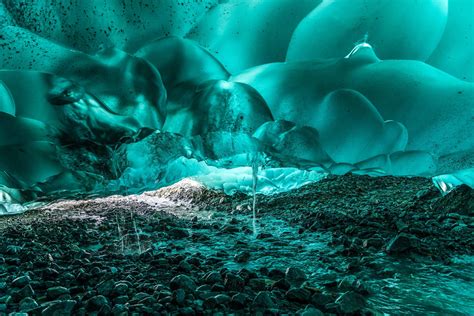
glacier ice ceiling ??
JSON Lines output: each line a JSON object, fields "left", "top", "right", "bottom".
{"left": 0, "top": 0, "right": 473, "bottom": 212}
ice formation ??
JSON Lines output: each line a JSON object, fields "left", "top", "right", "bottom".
{"left": 0, "top": 0, "right": 473, "bottom": 214}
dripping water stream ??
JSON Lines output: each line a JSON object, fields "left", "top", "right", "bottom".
{"left": 249, "top": 152, "right": 261, "bottom": 237}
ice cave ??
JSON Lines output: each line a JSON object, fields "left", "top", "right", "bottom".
{"left": 0, "top": 0, "right": 473, "bottom": 315}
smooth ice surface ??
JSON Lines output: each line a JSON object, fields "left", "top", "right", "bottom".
{"left": 286, "top": 0, "right": 448, "bottom": 62}
{"left": 187, "top": 0, "right": 322, "bottom": 72}
{"left": 232, "top": 45, "right": 474, "bottom": 172}
{"left": 0, "top": 0, "right": 473, "bottom": 210}
{"left": 1, "top": 0, "right": 218, "bottom": 53}
{"left": 427, "top": 0, "right": 474, "bottom": 81}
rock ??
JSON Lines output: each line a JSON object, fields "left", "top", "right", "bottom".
{"left": 168, "top": 228, "right": 190, "bottom": 239}
{"left": 297, "top": 305, "right": 324, "bottom": 316}
{"left": 113, "top": 282, "right": 129, "bottom": 296}
{"left": 248, "top": 278, "right": 267, "bottom": 291}
{"left": 178, "top": 260, "right": 193, "bottom": 272}
{"left": 41, "top": 300, "right": 76, "bottom": 316}
{"left": 310, "top": 292, "right": 334, "bottom": 309}
{"left": 42, "top": 268, "right": 59, "bottom": 280}
{"left": 434, "top": 184, "right": 474, "bottom": 216}
{"left": 0, "top": 304, "right": 6, "bottom": 312}
{"left": 114, "top": 295, "right": 129, "bottom": 305}
{"left": 224, "top": 273, "right": 245, "bottom": 292}
{"left": 286, "top": 288, "right": 312, "bottom": 303}
{"left": 111, "top": 304, "right": 128, "bottom": 316}
{"left": 211, "top": 284, "right": 225, "bottom": 292}
{"left": 268, "top": 268, "right": 285, "bottom": 280}
{"left": 47, "top": 286, "right": 69, "bottom": 300}
{"left": 203, "top": 297, "right": 217, "bottom": 309}
{"left": 19, "top": 297, "right": 38, "bottom": 311}
{"left": 14, "top": 284, "right": 35, "bottom": 299}
{"left": 335, "top": 291, "right": 366, "bottom": 314}
{"left": 0, "top": 295, "right": 12, "bottom": 304}
{"left": 178, "top": 307, "right": 195, "bottom": 315}
{"left": 272, "top": 278, "right": 291, "bottom": 291}
{"left": 362, "top": 238, "right": 384, "bottom": 248}
{"left": 285, "top": 267, "right": 307, "bottom": 285}
{"left": 11, "top": 276, "right": 31, "bottom": 288}
{"left": 85, "top": 295, "right": 110, "bottom": 311}
{"left": 229, "top": 293, "right": 247, "bottom": 309}
{"left": 195, "top": 285, "right": 213, "bottom": 300}
{"left": 170, "top": 275, "right": 197, "bottom": 293}
{"left": 214, "top": 294, "right": 231, "bottom": 305}
{"left": 256, "top": 233, "right": 273, "bottom": 239}
{"left": 204, "top": 271, "right": 222, "bottom": 284}
{"left": 220, "top": 225, "right": 240, "bottom": 233}
{"left": 234, "top": 251, "right": 251, "bottom": 263}
{"left": 386, "top": 233, "right": 415, "bottom": 254}
{"left": 131, "top": 292, "right": 151, "bottom": 303}
{"left": 173, "top": 288, "right": 186, "bottom": 305}
{"left": 252, "top": 291, "right": 275, "bottom": 309}
{"left": 97, "top": 279, "right": 115, "bottom": 296}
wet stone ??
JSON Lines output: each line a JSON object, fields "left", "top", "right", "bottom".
{"left": 234, "top": 251, "right": 251, "bottom": 263}
{"left": 173, "top": 288, "right": 186, "bottom": 305}
{"left": 111, "top": 303, "right": 128, "bottom": 315}
{"left": 14, "top": 284, "right": 35, "bottom": 300}
{"left": 310, "top": 292, "right": 334, "bottom": 309}
{"left": 0, "top": 295, "right": 12, "bottom": 304}
{"left": 204, "top": 271, "right": 222, "bottom": 284}
{"left": 229, "top": 293, "right": 247, "bottom": 309}
{"left": 285, "top": 267, "right": 307, "bottom": 286}
{"left": 168, "top": 227, "right": 190, "bottom": 239}
{"left": 85, "top": 295, "right": 110, "bottom": 311}
{"left": 253, "top": 291, "right": 276, "bottom": 309}
{"left": 97, "top": 279, "right": 115, "bottom": 296}
{"left": 224, "top": 273, "right": 245, "bottom": 292}
{"left": 335, "top": 291, "right": 366, "bottom": 314}
{"left": 272, "top": 278, "right": 291, "bottom": 291}
{"left": 297, "top": 305, "right": 324, "bottom": 316}
{"left": 41, "top": 300, "right": 76, "bottom": 316}
{"left": 286, "top": 288, "right": 312, "bottom": 303}
{"left": 11, "top": 276, "right": 31, "bottom": 288}
{"left": 248, "top": 278, "right": 267, "bottom": 291}
{"left": 268, "top": 269, "right": 285, "bottom": 280}
{"left": 386, "top": 233, "right": 415, "bottom": 254}
{"left": 47, "top": 286, "right": 69, "bottom": 300}
{"left": 170, "top": 275, "right": 197, "bottom": 293}
{"left": 19, "top": 297, "right": 38, "bottom": 311}
{"left": 214, "top": 294, "right": 231, "bottom": 305}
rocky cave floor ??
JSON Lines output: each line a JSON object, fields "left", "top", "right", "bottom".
{"left": 0, "top": 174, "right": 473, "bottom": 315}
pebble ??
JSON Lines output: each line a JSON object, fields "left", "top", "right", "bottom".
{"left": 297, "top": 305, "right": 324, "bottom": 316}
{"left": 285, "top": 267, "right": 307, "bottom": 285}
{"left": 335, "top": 291, "right": 366, "bottom": 314}
{"left": 286, "top": 288, "right": 312, "bottom": 303}
{"left": 253, "top": 291, "right": 275, "bottom": 309}
{"left": 19, "top": 297, "right": 38, "bottom": 311}
{"left": 214, "top": 294, "right": 231, "bottom": 305}
{"left": 386, "top": 233, "right": 415, "bottom": 254}
{"left": 11, "top": 276, "right": 31, "bottom": 288}
{"left": 224, "top": 273, "right": 245, "bottom": 292}
{"left": 41, "top": 300, "right": 76, "bottom": 316}
{"left": 85, "top": 295, "right": 110, "bottom": 311}
{"left": 170, "top": 275, "right": 197, "bottom": 293}
{"left": 168, "top": 228, "right": 190, "bottom": 239}
{"left": 47, "top": 286, "right": 69, "bottom": 300}
{"left": 113, "top": 282, "right": 129, "bottom": 296}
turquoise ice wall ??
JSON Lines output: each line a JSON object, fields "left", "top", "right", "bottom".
{"left": 0, "top": 0, "right": 473, "bottom": 210}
